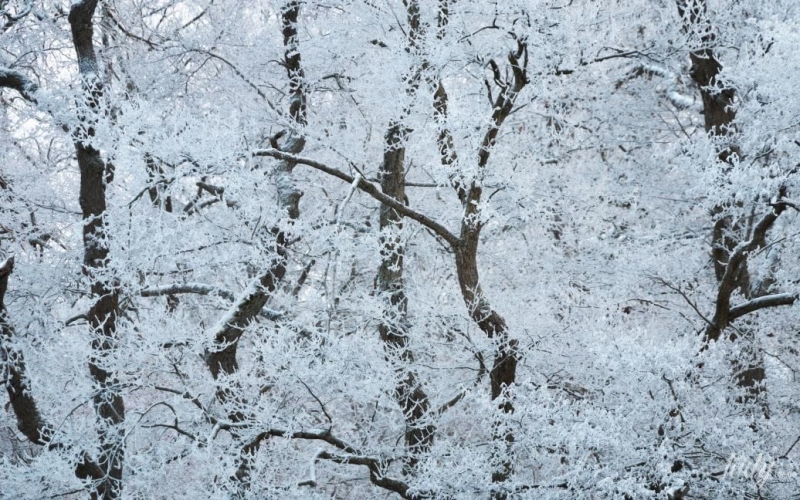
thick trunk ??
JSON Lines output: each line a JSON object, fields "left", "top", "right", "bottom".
{"left": 70, "top": 2, "right": 125, "bottom": 497}
{"left": 676, "top": 2, "right": 776, "bottom": 419}
{"left": 677, "top": 0, "right": 738, "bottom": 159}
{"left": 206, "top": 0, "right": 305, "bottom": 382}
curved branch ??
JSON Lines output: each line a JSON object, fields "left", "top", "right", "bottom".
{"left": 0, "top": 257, "right": 51, "bottom": 445}
{"left": 1, "top": 257, "right": 105, "bottom": 490}
{"left": 261, "top": 427, "right": 414, "bottom": 498}
{"left": 0, "top": 67, "right": 38, "bottom": 102}
{"left": 706, "top": 203, "right": 786, "bottom": 342}
{"left": 729, "top": 293, "right": 797, "bottom": 321}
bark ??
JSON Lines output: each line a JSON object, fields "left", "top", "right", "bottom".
{"left": 205, "top": 0, "right": 305, "bottom": 382}
{"left": 256, "top": 30, "right": 530, "bottom": 496}
{"left": 253, "top": 148, "right": 458, "bottom": 244}
{"left": 0, "top": 14, "right": 117, "bottom": 496}
{"left": 0, "top": 257, "right": 51, "bottom": 445}
{"left": 676, "top": 0, "right": 738, "bottom": 162}
{"left": 145, "top": 154, "right": 173, "bottom": 212}
{"left": 373, "top": 0, "right": 434, "bottom": 471}
{"left": 70, "top": 2, "right": 125, "bottom": 497}
{"left": 677, "top": 0, "right": 741, "bottom": 293}
{"left": 377, "top": 122, "right": 434, "bottom": 468}
{"left": 676, "top": 0, "right": 780, "bottom": 420}
{"left": 702, "top": 202, "right": 796, "bottom": 420}
{"left": 435, "top": 37, "right": 528, "bottom": 495}
{"left": 1, "top": 257, "right": 108, "bottom": 496}
{"left": 0, "top": 68, "right": 38, "bottom": 102}
{"left": 211, "top": 2, "right": 307, "bottom": 491}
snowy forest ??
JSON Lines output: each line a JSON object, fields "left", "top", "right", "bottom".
{"left": 2, "top": 0, "right": 800, "bottom": 498}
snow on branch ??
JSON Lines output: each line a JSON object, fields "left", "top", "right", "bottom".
{"left": 252, "top": 148, "right": 460, "bottom": 247}
{"left": 0, "top": 67, "right": 38, "bottom": 102}
{"left": 706, "top": 200, "right": 790, "bottom": 342}
{"left": 729, "top": 293, "right": 798, "bottom": 321}
{"left": 140, "top": 283, "right": 236, "bottom": 302}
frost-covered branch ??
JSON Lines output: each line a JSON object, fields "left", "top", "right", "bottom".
{"left": 259, "top": 428, "right": 416, "bottom": 498}
{"left": 729, "top": 293, "right": 798, "bottom": 321}
{"left": 141, "top": 283, "right": 236, "bottom": 302}
{"left": 252, "top": 148, "right": 460, "bottom": 247}
{"left": 705, "top": 202, "right": 786, "bottom": 342}
{"left": 0, "top": 67, "right": 38, "bottom": 102}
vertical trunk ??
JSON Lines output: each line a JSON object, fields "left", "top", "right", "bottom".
{"left": 0, "top": 44, "right": 112, "bottom": 500}
{"left": 454, "top": 234, "right": 518, "bottom": 492}
{"left": 677, "top": 0, "right": 769, "bottom": 412}
{"left": 377, "top": 123, "right": 434, "bottom": 469}
{"left": 677, "top": 0, "right": 738, "bottom": 160}
{"left": 433, "top": 37, "right": 527, "bottom": 494}
{"left": 372, "top": 0, "right": 434, "bottom": 471}
{"left": 69, "top": 2, "right": 125, "bottom": 497}
{"left": 678, "top": 0, "right": 741, "bottom": 285}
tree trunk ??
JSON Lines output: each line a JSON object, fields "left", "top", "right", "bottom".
{"left": 377, "top": 122, "right": 434, "bottom": 470}
{"left": 219, "top": 1, "right": 307, "bottom": 491}
{"left": 70, "top": 2, "right": 125, "bottom": 497}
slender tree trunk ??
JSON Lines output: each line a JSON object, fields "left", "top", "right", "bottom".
{"left": 433, "top": 35, "right": 528, "bottom": 495}
{"left": 377, "top": 122, "right": 434, "bottom": 470}
{"left": 215, "top": 1, "right": 307, "bottom": 491}
{"left": 372, "top": 0, "right": 435, "bottom": 472}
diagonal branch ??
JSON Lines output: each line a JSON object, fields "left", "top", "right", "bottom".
{"left": 252, "top": 148, "right": 459, "bottom": 247}
{"left": 705, "top": 201, "right": 787, "bottom": 342}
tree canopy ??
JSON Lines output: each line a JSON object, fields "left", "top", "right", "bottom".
{"left": 3, "top": 0, "right": 800, "bottom": 498}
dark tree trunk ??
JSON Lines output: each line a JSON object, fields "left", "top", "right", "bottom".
{"left": 70, "top": 2, "right": 125, "bottom": 497}
{"left": 220, "top": 2, "right": 307, "bottom": 491}
{"left": 0, "top": 257, "right": 51, "bottom": 445}
{"left": 377, "top": 122, "right": 434, "bottom": 469}
{"left": 434, "top": 39, "right": 528, "bottom": 496}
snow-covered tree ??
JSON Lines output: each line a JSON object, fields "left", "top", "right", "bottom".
{"left": 3, "top": 1, "right": 800, "bottom": 498}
